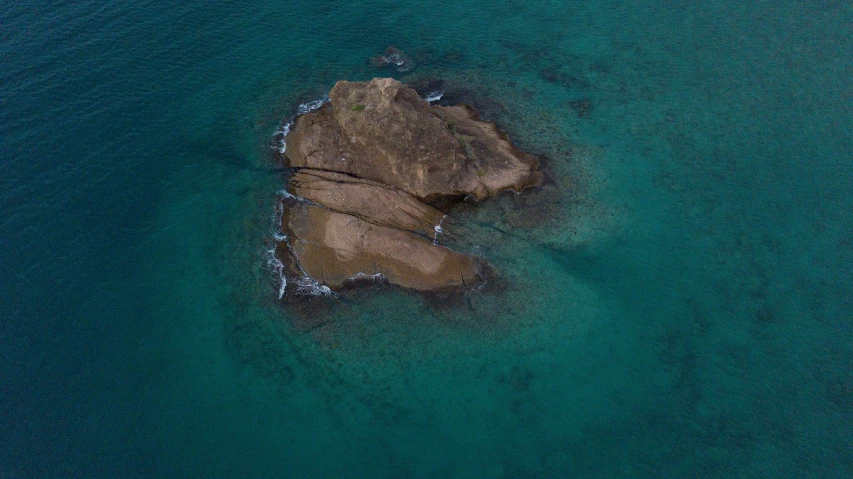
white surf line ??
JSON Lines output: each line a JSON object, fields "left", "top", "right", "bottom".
{"left": 424, "top": 90, "right": 444, "bottom": 102}
{"left": 433, "top": 215, "right": 447, "bottom": 244}
{"left": 272, "top": 96, "right": 330, "bottom": 154}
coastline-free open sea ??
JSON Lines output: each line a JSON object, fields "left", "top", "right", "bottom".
{"left": 2, "top": 1, "right": 852, "bottom": 477}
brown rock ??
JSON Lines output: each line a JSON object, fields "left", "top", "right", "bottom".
{"left": 433, "top": 103, "right": 544, "bottom": 197}
{"left": 286, "top": 78, "right": 542, "bottom": 200}
{"left": 277, "top": 78, "right": 544, "bottom": 294}
{"left": 282, "top": 106, "right": 350, "bottom": 175}
{"left": 282, "top": 203, "right": 477, "bottom": 291}
{"left": 289, "top": 169, "right": 445, "bottom": 237}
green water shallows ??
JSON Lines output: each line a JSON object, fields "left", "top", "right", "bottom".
{"left": 1, "top": 0, "right": 851, "bottom": 477}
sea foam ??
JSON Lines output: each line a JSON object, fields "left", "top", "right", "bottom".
{"left": 433, "top": 215, "right": 447, "bottom": 244}
{"left": 270, "top": 189, "right": 333, "bottom": 298}
{"left": 425, "top": 90, "right": 444, "bottom": 102}
{"left": 273, "top": 96, "right": 329, "bottom": 154}
{"left": 292, "top": 273, "right": 333, "bottom": 296}
{"left": 265, "top": 244, "right": 287, "bottom": 299}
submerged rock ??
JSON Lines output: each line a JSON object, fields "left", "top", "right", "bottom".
{"left": 369, "top": 46, "right": 415, "bottom": 72}
{"left": 278, "top": 78, "right": 543, "bottom": 293}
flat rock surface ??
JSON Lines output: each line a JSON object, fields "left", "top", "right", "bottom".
{"left": 283, "top": 203, "right": 477, "bottom": 291}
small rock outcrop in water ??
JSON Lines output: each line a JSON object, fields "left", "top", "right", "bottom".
{"left": 278, "top": 78, "right": 542, "bottom": 293}
{"left": 369, "top": 46, "right": 415, "bottom": 72}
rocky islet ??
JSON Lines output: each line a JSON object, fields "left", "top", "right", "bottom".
{"left": 276, "top": 77, "right": 543, "bottom": 294}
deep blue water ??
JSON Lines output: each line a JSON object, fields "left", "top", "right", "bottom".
{"left": 2, "top": 1, "right": 852, "bottom": 477}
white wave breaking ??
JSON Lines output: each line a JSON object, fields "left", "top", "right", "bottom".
{"left": 296, "top": 96, "right": 328, "bottom": 115}
{"left": 273, "top": 96, "right": 330, "bottom": 154}
{"left": 267, "top": 95, "right": 339, "bottom": 299}
{"left": 274, "top": 120, "right": 294, "bottom": 154}
{"left": 266, "top": 234, "right": 335, "bottom": 299}
{"left": 276, "top": 188, "right": 312, "bottom": 204}
{"left": 292, "top": 274, "right": 333, "bottom": 296}
{"left": 425, "top": 90, "right": 444, "bottom": 102}
{"left": 267, "top": 195, "right": 288, "bottom": 299}
{"left": 381, "top": 52, "right": 411, "bottom": 72}
{"left": 265, "top": 244, "right": 288, "bottom": 299}
{"left": 433, "top": 215, "right": 447, "bottom": 244}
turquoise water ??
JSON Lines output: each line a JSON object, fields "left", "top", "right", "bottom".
{"left": 2, "top": 1, "right": 852, "bottom": 476}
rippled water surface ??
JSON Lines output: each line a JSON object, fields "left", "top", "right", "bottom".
{"left": 2, "top": 1, "right": 852, "bottom": 477}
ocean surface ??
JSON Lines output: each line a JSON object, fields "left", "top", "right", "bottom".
{"left": 2, "top": 1, "right": 852, "bottom": 477}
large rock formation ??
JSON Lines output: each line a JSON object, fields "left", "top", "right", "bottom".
{"left": 278, "top": 78, "right": 542, "bottom": 293}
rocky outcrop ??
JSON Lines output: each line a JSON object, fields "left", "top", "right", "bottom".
{"left": 369, "top": 46, "right": 415, "bottom": 72}
{"left": 283, "top": 202, "right": 477, "bottom": 291}
{"left": 278, "top": 78, "right": 542, "bottom": 293}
